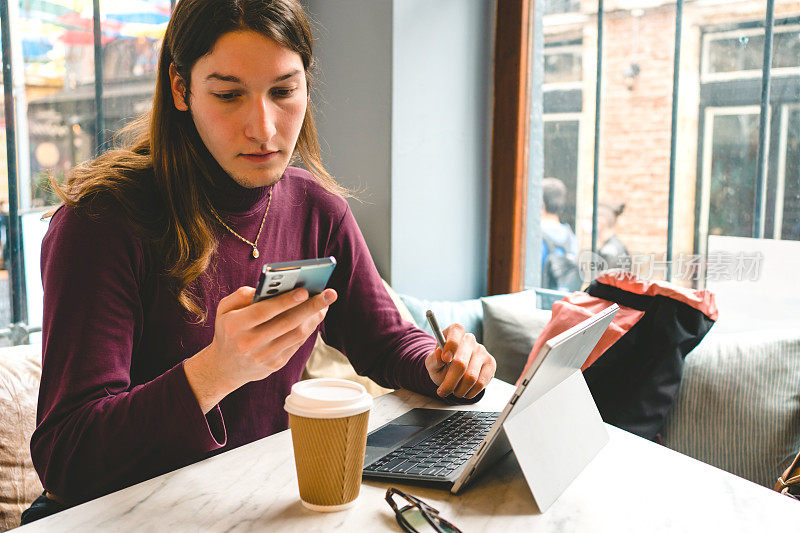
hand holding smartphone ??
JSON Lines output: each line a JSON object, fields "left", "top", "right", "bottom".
{"left": 253, "top": 256, "right": 337, "bottom": 303}
{"left": 186, "top": 256, "right": 338, "bottom": 414}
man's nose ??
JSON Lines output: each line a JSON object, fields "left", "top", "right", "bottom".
{"left": 244, "top": 97, "right": 277, "bottom": 143}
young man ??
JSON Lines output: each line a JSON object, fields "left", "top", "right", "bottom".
{"left": 25, "top": 0, "right": 495, "bottom": 522}
{"left": 540, "top": 177, "right": 580, "bottom": 291}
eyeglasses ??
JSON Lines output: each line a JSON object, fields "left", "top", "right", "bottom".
{"left": 385, "top": 488, "right": 463, "bottom": 533}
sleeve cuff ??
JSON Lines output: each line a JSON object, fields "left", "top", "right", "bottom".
{"left": 167, "top": 362, "right": 228, "bottom": 452}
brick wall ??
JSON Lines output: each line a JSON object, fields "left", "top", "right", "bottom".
{"left": 596, "top": 6, "right": 675, "bottom": 255}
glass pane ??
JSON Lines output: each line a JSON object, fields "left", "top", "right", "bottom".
{"left": 781, "top": 108, "right": 800, "bottom": 240}
{"left": 543, "top": 120, "right": 579, "bottom": 230}
{"left": 707, "top": 113, "right": 759, "bottom": 239}
{"left": 24, "top": 0, "right": 97, "bottom": 208}
{"left": 544, "top": 47, "right": 582, "bottom": 84}
{"left": 544, "top": 0, "right": 580, "bottom": 16}
{"left": 773, "top": 29, "right": 800, "bottom": 69}
{"left": 708, "top": 34, "right": 765, "bottom": 74}
{"left": 708, "top": 28, "right": 800, "bottom": 75}
{"left": 101, "top": 0, "right": 169, "bottom": 142}
{"left": 571, "top": 6, "right": 670, "bottom": 282}
{"left": 400, "top": 508, "right": 459, "bottom": 533}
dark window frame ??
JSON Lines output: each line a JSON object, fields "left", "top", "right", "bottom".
{"left": 488, "top": 0, "right": 534, "bottom": 295}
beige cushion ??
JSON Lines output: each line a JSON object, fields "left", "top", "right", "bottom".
{"left": 480, "top": 291, "right": 551, "bottom": 384}
{"left": 0, "top": 343, "right": 43, "bottom": 531}
{"left": 303, "top": 281, "right": 417, "bottom": 397}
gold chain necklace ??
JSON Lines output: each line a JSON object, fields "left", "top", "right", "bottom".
{"left": 211, "top": 189, "right": 272, "bottom": 259}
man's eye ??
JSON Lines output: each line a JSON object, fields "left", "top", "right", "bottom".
{"left": 213, "top": 92, "right": 240, "bottom": 101}
{"left": 272, "top": 88, "right": 295, "bottom": 98}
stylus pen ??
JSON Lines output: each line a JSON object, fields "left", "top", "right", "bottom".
{"left": 425, "top": 309, "right": 447, "bottom": 351}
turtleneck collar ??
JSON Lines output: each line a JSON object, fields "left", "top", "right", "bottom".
{"left": 205, "top": 161, "right": 273, "bottom": 216}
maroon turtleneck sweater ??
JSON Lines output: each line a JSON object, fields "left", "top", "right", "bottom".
{"left": 31, "top": 167, "right": 444, "bottom": 505}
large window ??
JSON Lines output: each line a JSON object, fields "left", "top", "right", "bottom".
{"left": 523, "top": 1, "right": 800, "bottom": 328}
{"left": 1, "top": 0, "right": 170, "bottom": 343}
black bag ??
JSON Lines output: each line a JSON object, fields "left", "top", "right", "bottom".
{"left": 582, "top": 275, "right": 717, "bottom": 441}
{"left": 542, "top": 235, "right": 582, "bottom": 292}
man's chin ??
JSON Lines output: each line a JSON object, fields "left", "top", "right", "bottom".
{"left": 229, "top": 167, "right": 288, "bottom": 189}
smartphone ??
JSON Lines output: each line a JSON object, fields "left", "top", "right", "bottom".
{"left": 253, "top": 256, "right": 337, "bottom": 303}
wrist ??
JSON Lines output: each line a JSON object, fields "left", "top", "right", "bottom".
{"left": 183, "top": 345, "right": 237, "bottom": 414}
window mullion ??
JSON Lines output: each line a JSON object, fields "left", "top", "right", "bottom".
{"left": 590, "top": 0, "right": 604, "bottom": 255}
{"left": 667, "top": 0, "right": 685, "bottom": 280}
{"left": 93, "top": 0, "right": 105, "bottom": 154}
{"left": 754, "top": 0, "right": 776, "bottom": 238}
{"left": 1, "top": 0, "right": 28, "bottom": 328}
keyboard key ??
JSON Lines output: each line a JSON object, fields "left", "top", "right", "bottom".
{"left": 377, "top": 457, "right": 408, "bottom": 472}
{"left": 396, "top": 460, "right": 423, "bottom": 473}
{"left": 407, "top": 466, "right": 427, "bottom": 475}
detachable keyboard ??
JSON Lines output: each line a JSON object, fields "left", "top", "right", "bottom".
{"left": 363, "top": 410, "right": 499, "bottom": 480}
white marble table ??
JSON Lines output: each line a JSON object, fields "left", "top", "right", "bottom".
{"left": 16, "top": 379, "right": 800, "bottom": 532}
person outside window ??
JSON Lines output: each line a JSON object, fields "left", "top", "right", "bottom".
{"left": 597, "top": 202, "right": 630, "bottom": 270}
{"left": 540, "top": 177, "right": 579, "bottom": 291}
{"left": 23, "top": 0, "right": 496, "bottom": 523}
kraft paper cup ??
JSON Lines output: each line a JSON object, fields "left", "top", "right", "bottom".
{"left": 284, "top": 378, "right": 372, "bottom": 512}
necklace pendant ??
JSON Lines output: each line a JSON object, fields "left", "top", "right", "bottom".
{"left": 252, "top": 248, "right": 259, "bottom": 259}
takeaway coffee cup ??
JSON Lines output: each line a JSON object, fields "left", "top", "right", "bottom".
{"left": 284, "top": 378, "right": 372, "bottom": 512}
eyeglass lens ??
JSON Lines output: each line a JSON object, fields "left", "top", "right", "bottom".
{"left": 399, "top": 507, "right": 460, "bottom": 533}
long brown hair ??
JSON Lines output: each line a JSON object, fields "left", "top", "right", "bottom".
{"left": 53, "top": 0, "right": 346, "bottom": 322}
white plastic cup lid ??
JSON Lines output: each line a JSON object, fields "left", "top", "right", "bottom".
{"left": 284, "top": 378, "right": 372, "bottom": 419}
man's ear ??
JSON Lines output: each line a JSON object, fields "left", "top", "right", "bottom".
{"left": 169, "top": 63, "right": 189, "bottom": 111}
